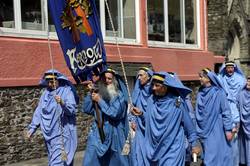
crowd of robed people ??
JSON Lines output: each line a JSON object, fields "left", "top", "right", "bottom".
{"left": 25, "top": 60, "right": 250, "bottom": 166}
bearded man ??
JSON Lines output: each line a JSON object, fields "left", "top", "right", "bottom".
{"left": 81, "top": 68, "right": 129, "bottom": 166}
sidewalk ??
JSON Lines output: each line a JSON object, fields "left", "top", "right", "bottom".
{"left": 6, "top": 151, "right": 202, "bottom": 166}
{"left": 5, "top": 151, "right": 84, "bottom": 166}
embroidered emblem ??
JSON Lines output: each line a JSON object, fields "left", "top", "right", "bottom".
{"left": 61, "top": 0, "right": 93, "bottom": 43}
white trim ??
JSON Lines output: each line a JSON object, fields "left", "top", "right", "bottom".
{"left": 135, "top": 0, "right": 140, "bottom": 43}
{"left": 197, "top": 0, "right": 201, "bottom": 48}
{"left": 15, "top": 0, "right": 22, "bottom": 32}
{"left": 0, "top": 30, "right": 58, "bottom": 39}
{"left": 42, "top": 0, "right": 48, "bottom": 32}
{"left": 181, "top": 0, "right": 185, "bottom": 43}
{"left": 148, "top": 40, "right": 200, "bottom": 49}
{"left": 100, "top": 0, "right": 106, "bottom": 39}
{"left": 119, "top": 0, "right": 124, "bottom": 38}
{"left": 165, "top": 0, "right": 169, "bottom": 43}
{"left": 104, "top": 36, "right": 138, "bottom": 44}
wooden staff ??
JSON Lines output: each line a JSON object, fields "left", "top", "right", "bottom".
{"left": 94, "top": 102, "right": 105, "bottom": 143}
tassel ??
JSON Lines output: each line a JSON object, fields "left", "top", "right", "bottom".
{"left": 121, "top": 139, "right": 130, "bottom": 155}
{"left": 122, "top": 128, "right": 132, "bottom": 156}
{"left": 61, "top": 149, "right": 68, "bottom": 161}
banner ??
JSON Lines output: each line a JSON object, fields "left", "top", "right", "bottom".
{"left": 48, "top": 0, "right": 106, "bottom": 83}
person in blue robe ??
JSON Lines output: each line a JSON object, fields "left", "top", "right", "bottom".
{"left": 196, "top": 68, "right": 234, "bottom": 166}
{"left": 184, "top": 95, "right": 196, "bottom": 165}
{"left": 238, "top": 76, "right": 250, "bottom": 166}
{"left": 219, "top": 61, "right": 246, "bottom": 166}
{"left": 131, "top": 71, "right": 200, "bottom": 166}
{"left": 81, "top": 68, "right": 129, "bottom": 166}
{"left": 168, "top": 72, "right": 197, "bottom": 165}
{"left": 129, "top": 67, "right": 153, "bottom": 166}
{"left": 27, "top": 69, "right": 79, "bottom": 166}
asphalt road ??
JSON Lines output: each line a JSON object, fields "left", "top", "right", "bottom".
{"left": 6, "top": 151, "right": 84, "bottom": 166}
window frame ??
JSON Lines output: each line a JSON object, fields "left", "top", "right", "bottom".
{"left": 147, "top": 0, "right": 201, "bottom": 49}
{"left": 0, "top": 0, "right": 140, "bottom": 44}
{"left": 100, "top": 0, "right": 140, "bottom": 44}
{"left": 0, "top": 0, "right": 57, "bottom": 39}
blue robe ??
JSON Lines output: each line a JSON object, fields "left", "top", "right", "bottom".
{"left": 196, "top": 72, "right": 233, "bottom": 166}
{"left": 28, "top": 70, "right": 78, "bottom": 166}
{"left": 168, "top": 73, "right": 197, "bottom": 163}
{"left": 184, "top": 95, "right": 196, "bottom": 163}
{"left": 219, "top": 64, "right": 246, "bottom": 125}
{"left": 238, "top": 86, "right": 250, "bottom": 165}
{"left": 219, "top": 64, "right": 246, "bottom": 165}
{"left": 130, "top": 79, "right": 152, "bottom": 166}
{"left": 82, "top": 90, "right": 129, "bottom": 166}
{"left": 141, "top": 71, "right": 197, "bottom": 166}
{"left": 143, "top": 94, "right": 197, "bottom": 166}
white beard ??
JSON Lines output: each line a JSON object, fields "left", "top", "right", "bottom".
{"left": 107, "top": 84, "right": 118, "bottom": 100}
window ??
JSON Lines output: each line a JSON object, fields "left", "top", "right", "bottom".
{"left": 0, "top": 0, "right": 139, "bottom": 43}
{"left": 100, "top": 0, "right": 139, "bottom": 42}
{"left": 0, "top": 0, "right": 54, "bottom": 38}
{"left": 21, "top": 0, "right": 43, "bottom": 31}
{"left": 147, "top": 0, "right": 164, "bottom": 41}
{"left": 0, "top": 0, "right": 15, "bottom": 28}
{"left": 48, "top": 10, "right": 55, "bottom": 32}
{"left": 147, "top": 0, "right": 199, "bottom": 47}
{"left": 185, "top": 0, "right": 197, "bottom": 44}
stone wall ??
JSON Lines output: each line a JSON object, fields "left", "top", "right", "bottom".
{"left": 207, "top": 0, "right": 229, "bottom": 55}
{"left": 208, "top": 0, "right": 250, "bottom": 76}
{"left": 0, "top": 86, "right": 92, "bottom": 165}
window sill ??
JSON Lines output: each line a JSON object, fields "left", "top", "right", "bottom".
{"left": 148, "top": 41, "right": 201, "bottom": 50}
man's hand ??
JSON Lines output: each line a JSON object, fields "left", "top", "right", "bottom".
{"left": 131, "top": 107, "right": 142, "bottom": 116}
{"left": 55, "top": 95, "right": 64, "bottom": 105}
{"left": 82, "top": 80, "right": 94, "bottom": 91}
{"left": 130, "top": 122, "right": 137, "bottom": 131}
{"left": 192, "top": 146, "right": 201, "bottom": 155}
{"left": 225, "top": 131, "right": 234, "bottom": 141}
{"left": 92, "top": 92, "right": 101, "bottom": 102}
{"left": 232, "top": 127, "right": 239, "bottom": 134}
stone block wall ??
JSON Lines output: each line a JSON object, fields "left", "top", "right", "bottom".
{"left": 207, "top": 0, "right": 229, "bottom": 55}
{"left": 208, "top": 0, "right": 250, "bottom": 76}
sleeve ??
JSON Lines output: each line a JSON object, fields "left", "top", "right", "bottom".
{"left": 185, "top": 96, "right": 196, "bottom": 125}
{"left": 28, "top": 102, "right": 42, "bottom": 136}
{"left": 140, "top": 97, "right": 154, "bottom": 127}
{"left": 98, "top": 92, "right": 127, "bottom": 120}
{"left": 220, "top": 91, "right": 233, "bottom": 131}
{"left": 82, "top": 93, "right": 94, "bottom": 115}
{"left": 61, "top": 88, "right": 77, "bottom": 116}
{"left": 182, "top": 102, "right": 198, "bottom": 147}
{"left": 236, "top": 91, "right": 241, "bottom": 111}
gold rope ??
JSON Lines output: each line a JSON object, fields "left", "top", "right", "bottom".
{"left": 104, "top": 0, "right": 133, "bottom": 155}
{"left": 44, "top": 0, "right": 67, "bottom": 161}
